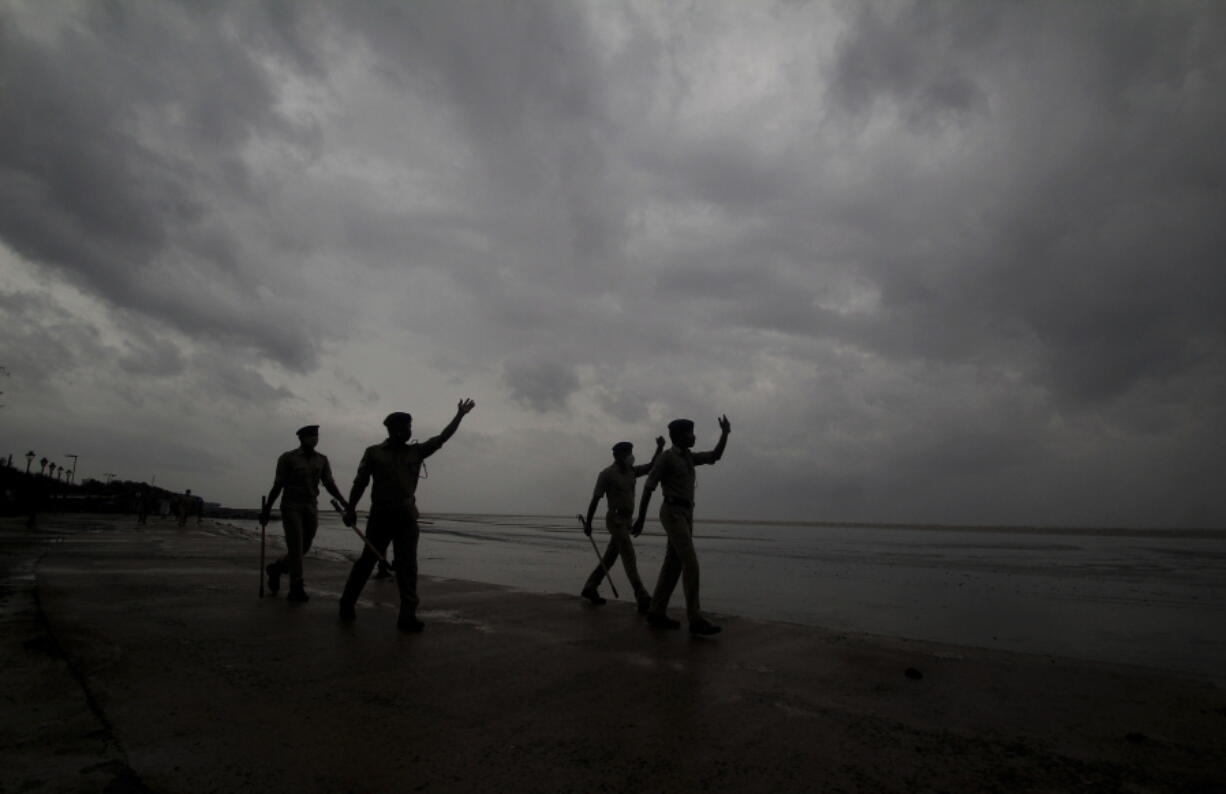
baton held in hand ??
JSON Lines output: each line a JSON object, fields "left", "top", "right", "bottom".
{"left": 576, "top": 514, "right": 619, "bottom": 599}
{"left": 331, "top": 498, "right": 391, "bottom": 567}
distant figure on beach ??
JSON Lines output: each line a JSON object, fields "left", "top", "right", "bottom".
{"left": 633, "top": 416, "right": 730, "bottom": 636}
{"left": 136, "top": 486, "right": 149, "bottom": 525}
{"left": 259, "top": 426, "right": 349, "bottom": 603}
{"left": 176, "top": 489, "right": 192, "bottom": 527}
{"left": 579, "top": 436, "right": 665, "bottom": 612}
{"left": 340, "top": 399, "right": 476, "bottom": 632}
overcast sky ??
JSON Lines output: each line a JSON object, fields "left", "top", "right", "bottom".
{"left": 2, "top": 1, "right": 1224, "bottom": 527}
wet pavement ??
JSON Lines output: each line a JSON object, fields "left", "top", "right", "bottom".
{"left": 3, "top": 515, "right": 1225, "bottom": 793}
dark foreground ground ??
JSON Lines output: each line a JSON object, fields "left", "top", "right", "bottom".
{"left": 2, "top": 515, "right": 1224, "bottom": 793}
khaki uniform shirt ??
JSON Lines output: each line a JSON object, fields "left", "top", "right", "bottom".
{"left": 274, "top": 448, "right": 338, "bottom": 507}
{"left": 593, "top": 461, "right": 653, "bottom": 516}
{"left": 644, "top": 446, "right": 720, "bottom": 505}
{"left": 353, "top": 436, "right": 445, "bottom": 512}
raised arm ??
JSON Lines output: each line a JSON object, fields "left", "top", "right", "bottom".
{"left": 421, "top": 398, "right": 476, "bottom": 454}
{"left": 694, "top": 415, "right": 731, "bottom": 465}
{"left": 632, "top": 436, "right": 666, "bottom": 477}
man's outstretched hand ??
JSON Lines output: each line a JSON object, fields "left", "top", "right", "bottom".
{"left": 457, "top": 398, "right": 476, "bottom": 415}
{"left": 717, "top": 414, "right": 731, "bottom": 434}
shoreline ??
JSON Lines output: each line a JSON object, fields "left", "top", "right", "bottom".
{"left": 150, "top": 501, "right": 1226, "bottom": 537}
{"left": 4, "top": 514, "right": 1225, "bottom": 792}
{"left": 220, "top": 512, "right": 1226, "bottom": 681}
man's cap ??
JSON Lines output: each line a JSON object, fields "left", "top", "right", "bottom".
{"left": 667, "top": 419, "right": 694, "bottom": 435}
{"left": 611, "top": 441, "right": 634, "bottom": 455}
{"left": 296, "top": 425, "right": 320, "bottom": 437}
{"left": 383, "top": 412, "right": 413, "bottom": 427}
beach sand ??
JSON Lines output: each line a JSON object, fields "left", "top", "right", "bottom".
{"left": 3, "top": 514, "right": 1224, "bottom": 793}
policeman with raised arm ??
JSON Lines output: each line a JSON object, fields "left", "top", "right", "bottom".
{"left": 633, "top": 415, "right": 730, "bottom": 636}
{"left": 339, "top": 399, "right": 476, "bottom": 632}
{"left": 580, "top": 435, "right": 665, "bottom": 612}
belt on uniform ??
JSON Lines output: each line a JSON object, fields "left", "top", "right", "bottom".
{"left": 662, "top": 495, "right": 693, "bottom": 509}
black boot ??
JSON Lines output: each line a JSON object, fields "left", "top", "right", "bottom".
{"left": 636, "top": 592, "right": 652, "bottom": 614}
{"left": 581, "top": 586, "right": 607, "bottom": 606}
{"left": 265, "top": 561, "right": 283, "bottom": 594}
{"left": 287, "top": 579, "right": 310, "bottom": 603}
{"left": 397, "top": 601, "right": 423, "bottom": 632}
{"left": 689, "top": 618, "right": 721, "bottom": 636}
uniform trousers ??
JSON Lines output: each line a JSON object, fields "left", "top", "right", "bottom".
{"left": 340, "top": 506, "right": 420, "bottom": 617}
{"left": 584, "top": 511, "right": 649, "bottom": 597}
{"left": 649, "top": 503, "right": 704, "bottom": 622}
{"left": 279, "top": 502, "right": 319, "bottom": 581}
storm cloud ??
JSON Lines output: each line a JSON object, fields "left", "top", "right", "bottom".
{"left": 2, "top": 0, "right": 1224, "bottom": 526}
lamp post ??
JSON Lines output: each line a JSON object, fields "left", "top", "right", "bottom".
{"left": 26, "top": 451, "right": 34, "bottom": 473}
{"left": 65, "top": 454, "right": 78, "bottom": 485}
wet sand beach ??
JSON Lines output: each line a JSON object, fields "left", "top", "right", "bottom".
{"left": 3, "top": 514, "right": 1225, "bottom": 793}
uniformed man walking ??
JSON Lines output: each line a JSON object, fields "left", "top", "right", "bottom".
{"left": 580, "top": 436, "right": 665, "bottom": 612}
{"left": 633, "top": 415, "right": 730, "bottom": 636}
{"left": 340, "top": 399, "right": 476, "bottom": 632}
{"left": 259, "top": 425, "right": 349, "bottom": 603}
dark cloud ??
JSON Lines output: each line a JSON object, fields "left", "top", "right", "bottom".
{"left": 502, "top": 354, "right": 580, "bottom": 414}
{"left": 0, "top": 289, "right": 110, "bottom": 382}
{"left": 0, "top": 1, "right": 330, "bottom": 371}
{"left": 0, "top": 277, "right": 292, "bottom": 410}
{"left": 830, "top": 1, "right": 994, "bottom": 126}
{"left": 593, "top": 384, "right": 650, "bottom": 424}
{"left": 2, "top": 1, "right": 1224, "bottom": 525}
{"left": 117, "top": 331, "right": 186, "bottom": 377}
{"left": 187, "top": 352, "right": 294, "bottom": 405}
{"left": 813, "top": 1, "right": 1226, "bottom": 424}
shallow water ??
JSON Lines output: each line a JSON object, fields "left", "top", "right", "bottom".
{"left": 236, "top": 512, "right": 1226, "bottom": 678}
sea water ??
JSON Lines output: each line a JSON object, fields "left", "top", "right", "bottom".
{"left": 234, "top": 512, "right": 1226, "bottom": 679}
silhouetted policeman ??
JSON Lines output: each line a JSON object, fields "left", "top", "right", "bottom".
{"left": 633, "top": 416, "right": 730, "bottom": 636}
{"left": 260, "top": 426, "right": 348, "bottom": 603}
{"left": 580, "top": 436, "right": 664, "bottom": 612}
{"left": 340, "top": 399, "right": 475, "bottom": 632}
